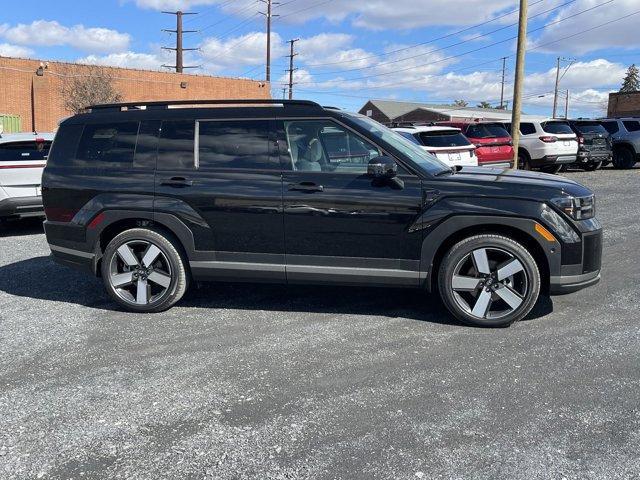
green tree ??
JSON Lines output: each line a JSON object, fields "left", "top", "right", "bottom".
{"left": 452, "top": 99, "right": 468, "bottom": 107}
{"left": 476, "top": 101, "right": 493, "bottom": 109}
{"left": 620, "top": 64, "right": 639, "bottom": 93}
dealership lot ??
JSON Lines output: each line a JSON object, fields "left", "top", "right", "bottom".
{"left": 0, "top": 167, "right": 638, "bottom": 479}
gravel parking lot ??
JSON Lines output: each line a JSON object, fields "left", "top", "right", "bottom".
{"left": 1, "top": 166, "right": 639, "bottom": 480}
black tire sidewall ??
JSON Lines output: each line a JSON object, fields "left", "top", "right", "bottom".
{"left": 438, "top": 235, "right": 541, "bottom": 327}
{"left": 101, "top": 228, "right": 187, "bottom": 313}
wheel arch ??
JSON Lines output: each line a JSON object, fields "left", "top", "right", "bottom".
{"left": 422, "top": 216, "right": 554, "bottom": 294}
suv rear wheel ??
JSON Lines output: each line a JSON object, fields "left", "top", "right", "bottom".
{"left": 438, "top": 234, "right": 540, "bottom": 327}
{"left": 101, "top": 228, "right": 188, "bottom": 312}
{"left": 613, "top": 146, "right": 636, "bottom": 169}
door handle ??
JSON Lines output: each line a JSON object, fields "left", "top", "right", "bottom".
{"left": 288, "top": 182, "right": 324, "bottom": 193}
{"left": 160, "top": 177, "right": 193, "bottom": 187}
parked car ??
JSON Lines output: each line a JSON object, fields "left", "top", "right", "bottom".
{"left": 502, "top": 119, "right": 578, "bottom": 174}
{"left": 0, "top": 131, "right": 54, "bottom": 220}
{"left": 437, "top": 121, "right": 514, "bottom": 168}
{"left": 42, "top": 99, "right": 602, "bottom": 327}
{"left": 597, "top": 118, "right": 640, "bottom": 169}
{"left": 566, "top": 119, "right": 612, "bottom": 171}
{"left": 392, "top": 125, "right": 478, "bottom": 168}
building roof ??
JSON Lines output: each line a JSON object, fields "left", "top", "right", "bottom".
{"left": 361, "top": 99, "right": 515, "bottom": 121}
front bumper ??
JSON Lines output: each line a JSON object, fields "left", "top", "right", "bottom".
{"left": 549, "top": 225, "right": 602, "bottom": 295}
{"left": 0, "top": 195, "right": 44, "bottom": 218}
{"left": 550, "top": 271, "right": 600, "bottom": 294}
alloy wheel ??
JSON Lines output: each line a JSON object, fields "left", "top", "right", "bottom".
{"left": 108, "top": 240, "right": 173, "bottom": 306}
{"left": 450, "top": 247, "right": 529, "bottom": 320}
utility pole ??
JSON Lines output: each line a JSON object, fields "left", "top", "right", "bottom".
{"left": 286, "top": 38, "right": 299, "bottom": 100}
{"left": 565, "top": 90, "right": 570, "bottom": 119}
{"left": 552, "top": 57, "right": 561, "bottom": 118}
{"left": 282, "top": 87, "right": 287, "bottom": 99}
{"left": 162, "top": 11, "right": 198, "bottom": 73}
{"left": 500, "top": 57, "right": 507, "bottom": 109}
{"left": 259, "top": 0, "right": 278, "bottom": 83}
{"left": 510, "top": 0, "right": 528, "bottom": 169}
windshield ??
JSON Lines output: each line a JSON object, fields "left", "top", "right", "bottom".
{"left": 342, "top": 113, "right": 450, "bottom": 175}
{"left": 418, "top": 131, "right": 471, "bottom": 148}
{"left": 574, "top": 122, "right": 607, "bottom": 135}
{"left": 465, "top": 123, "right": 510, "bottom": 139}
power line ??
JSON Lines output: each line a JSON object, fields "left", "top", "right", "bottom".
{"left": 292, "top": 0, "right": 614, "bottom": 85}
{"left": 303, "top": 0, "right": 549, "bottom": 68}
{"left": 278, "top": 0, "right": 335, "bottom": 20}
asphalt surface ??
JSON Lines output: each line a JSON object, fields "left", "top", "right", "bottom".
{"left": 1, "top": 166, "right": 639, "bottom": 480}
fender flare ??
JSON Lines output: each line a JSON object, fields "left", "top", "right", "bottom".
{"left": 420, "top": 215, "right": 561, "bottom": 292}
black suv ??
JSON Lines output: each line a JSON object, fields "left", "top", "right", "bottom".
{"left": 566, "top": 119, "right": 612, "bottom": 171}
{"left": 42, "top": 100, "right": 602, "bottom": 327}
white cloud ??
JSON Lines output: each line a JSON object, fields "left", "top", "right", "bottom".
{"left": 0, "top": 20, "right": 130, "bottom": 54}
{"left": 131, "top": 0, "right": 219, "bottom": 10}
{"left": 199, "top": 31, "right": 286, "bottom": 73}
{"left": 532, "top": 0, "right": 640, "bottom": 54}
{"left": 0, "top": 43, "right": 34, "bottom": 58}
{"left": 77, "top": 51, "right": 167, "bottom": 70}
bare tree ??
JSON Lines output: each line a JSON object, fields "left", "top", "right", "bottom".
{"left": 61, "top": 65, "right": 123, "bottom": 114}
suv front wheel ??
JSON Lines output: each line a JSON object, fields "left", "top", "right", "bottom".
{"left": 438, "top": 234, "right": 540, "bottom": 327}
{"left": 101, "top": 228, "right": 188, "bottom": 312}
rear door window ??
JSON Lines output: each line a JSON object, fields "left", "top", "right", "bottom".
{"left": 465, "top": 123, "right": 510, "bottom": 139}
{"left": 417, "top": 131, "right": 471, "bottom": 148}
{"left": 623, "top": 120, "right": 640, "bottom": 132}
{"left": 542, "top": 121, "right": 574, "bottom": 135}
{"left": 198, "top": 120, "right": 276, "bottom": 170}
{"left": 0, "top": 140, "right": 52, "bottom": 162}
{"left": 157, "top": 120, "right": 195, "bottom": 170}
{"left": 519, "top": 123, "right": 536, "bottom": 135}
{"left": 76, "top": 122, "right": 139, "bottom": 166}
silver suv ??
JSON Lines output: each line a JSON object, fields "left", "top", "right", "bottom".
{"left": 598, "top": 118, "right": 640, "bottom": 169}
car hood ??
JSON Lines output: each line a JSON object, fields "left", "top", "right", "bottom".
{"left": 438, "top": 166, "right": 593, "bottom": 199}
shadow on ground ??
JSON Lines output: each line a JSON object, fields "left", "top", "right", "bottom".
{"left": 0, "top": 255, "right": 553, "bottom": 326}
{"left": 0, "top": 217, "right": 45, "bottom": 238}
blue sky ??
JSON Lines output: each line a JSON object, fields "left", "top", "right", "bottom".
{"left": 1, "top": 0, "right": 639, "bottom": 117}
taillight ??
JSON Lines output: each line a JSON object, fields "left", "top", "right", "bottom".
{"left": 539, "top": 136, "right": 558, "bottom": 143}
{"left": 578, "top": 137, "right": 584, "bottom": 145}
{"left": 44, "top": 207, "right": 78, "bottom": 223}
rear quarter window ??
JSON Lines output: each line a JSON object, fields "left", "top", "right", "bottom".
{"left": 519, "top": 123, "right": 536, "bottom": 135}
{"left": 46, "top": 124, "right": 84, "bottom": 167}
{"left": 76, "top": 122, "right": 140, "bottom": 166}
{"left": 623, "top": 120, "right": 640, "bottom": 132}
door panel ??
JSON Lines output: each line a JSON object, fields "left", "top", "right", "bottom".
{"left": 153, "top": 118, "right": 286, "bottom": 281}
{"left": 277, "top": 119, "right": 424, "bottom": 285}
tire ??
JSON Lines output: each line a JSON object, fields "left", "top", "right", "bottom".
{"left": 612, "top": 147, "right": 636, "bottom": 169}
{"left": 101, "top": 228, "right": 188, "bottom": 312}
{"left": 540, "top": 164, "right": 562, "bottom": 174}
{"left": 517, "top": 150, "right": 531, "bottom": 170}
{"left": 437, "top": 234, "right": 541, "bottom": 327}
{"left": 583, "top": 161, "right": 602, "bottom": 171}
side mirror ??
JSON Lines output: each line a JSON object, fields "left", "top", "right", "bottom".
{"left": 367, "top": 156, "right": 397, "bottom": 178}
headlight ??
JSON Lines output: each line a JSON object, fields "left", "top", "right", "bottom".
{"left": 541, "top": 204, "right": 580, "bottom": 243}
{"left": 550, "top": 195, "right": 595, "bottom": 220}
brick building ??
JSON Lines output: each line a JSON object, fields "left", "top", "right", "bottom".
{"left": 0, "top": 56, "right": 270, "bottom": 133}
{"left": 607, "top": 91, "right": 640, "bottom": 118}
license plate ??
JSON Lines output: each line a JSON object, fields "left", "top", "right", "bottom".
{"left": 563, "top": 141, "right": 571, "bottom": 146}
{"left": 35, "top": 186, "right": 41, "bottom": 196}
{"left": 449, "top": 152, "right": 461, "bottom": 162}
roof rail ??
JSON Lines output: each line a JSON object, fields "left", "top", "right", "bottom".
{"left": 87, "top": 99, "right": 323, "bottom": 112}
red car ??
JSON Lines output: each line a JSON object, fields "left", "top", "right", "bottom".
{"left": 439, "top": 122, "right": 514, "bottom": 168}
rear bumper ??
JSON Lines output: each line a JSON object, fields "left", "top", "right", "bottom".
{"left": 0, "top": 195, "right": 43, "bottom": 218}
{"left": 531, "top": 154, "right": 577, "bottom": 167}
{"left": 575, "top": 150, "right": 612, "bottom": 163}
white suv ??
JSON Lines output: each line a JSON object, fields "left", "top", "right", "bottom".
{"left": 392, "top": 126, "right": 478, "bottom": 168}
{"left": 504, "top": 119, "right": 578, "bottom": 173}
{"left": 0, "top": 132, "right": 54, "bottom": 220}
